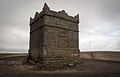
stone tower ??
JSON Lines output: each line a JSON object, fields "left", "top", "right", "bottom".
{"left": 29, "top": 3, "right": 80, "bottom": 63}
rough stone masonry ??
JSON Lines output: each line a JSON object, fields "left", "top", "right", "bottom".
{"left": 28, "top": 3, "right": 80, "bottom": 65}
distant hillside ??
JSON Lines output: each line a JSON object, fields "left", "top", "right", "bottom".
{"left": 80, "top": 51, "right": 120, "bottom": 61}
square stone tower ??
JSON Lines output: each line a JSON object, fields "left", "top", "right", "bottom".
{"left": 29, "top": 3, "right": 80, "bottom": 62}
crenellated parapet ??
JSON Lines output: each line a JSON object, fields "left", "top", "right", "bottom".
{"left": 30, "top": 3, "right": 79, "bottom": 26}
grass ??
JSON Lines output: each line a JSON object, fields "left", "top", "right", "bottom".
{"left": 0, "top": 54, "right": 27, "bottom": 60}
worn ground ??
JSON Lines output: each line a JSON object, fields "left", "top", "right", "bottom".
{"left": 0, "top": 53, "right": 120, "bottom": 77}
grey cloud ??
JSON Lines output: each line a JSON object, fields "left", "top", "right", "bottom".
{"left": 0, "top": 0, "right": 120, "bottom": 52}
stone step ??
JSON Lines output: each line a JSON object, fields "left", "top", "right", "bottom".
{"left": 43, "top": 63, "right": 68, "bottom": 66}
{"left": 43, "top": 58, "right": 64, "bottom": 61}
{"left": 43, "top": 57, "right": 77, "bottom": 61}
{"left": 44, "top": 59, "right": 74, "bottom": 63}
{"left": 39, "top": 57, "right": 80, "bottom": 67}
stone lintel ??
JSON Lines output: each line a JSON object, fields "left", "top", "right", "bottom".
{"left": 30, "top": 24, "right": 79, "bottom": 33}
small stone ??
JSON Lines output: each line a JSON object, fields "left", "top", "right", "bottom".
{"left": 69, "top": 63, "right": 74, "bottom": 66}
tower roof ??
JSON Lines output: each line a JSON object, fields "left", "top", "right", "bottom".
{"left": 43, "top": 3, "right": 50, "bottom": 11}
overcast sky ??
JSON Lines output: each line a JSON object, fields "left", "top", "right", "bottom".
{"left": 0, "top": 0, "right": 120, "bottom": 52}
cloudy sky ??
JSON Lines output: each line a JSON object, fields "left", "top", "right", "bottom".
{"left": 0, "top": 0, "right": 120, "bottom": 53}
